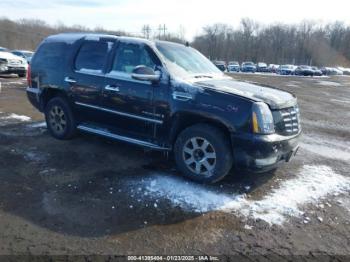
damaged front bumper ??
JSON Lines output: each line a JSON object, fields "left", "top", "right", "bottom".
{"left": 231, "top": 131, "right": 301, "bottom": 173}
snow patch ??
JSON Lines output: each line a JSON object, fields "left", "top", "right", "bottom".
{"left": 142, "top": 165, "right": 350, "bottom": 225}
{"left": 330, "top": 99, "right": 350, "bottom": 104}
{"left": 317, "top": 80, "right": 342, "bottom": 87}
{"left": 301, "top": 135, "right": 350, "bottom": 161}
{"left": 27, "top": 121, "right": 47, "bottom": 128}
{"left": 0, "top": 113, "right": 31, "bottom": 122}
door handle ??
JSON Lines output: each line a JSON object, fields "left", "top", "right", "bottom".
{"left": 105, "top": 85, "right": 120, "bottom": 92}
{"left": 64, "top": 77, "right": 77, "bottom": 84}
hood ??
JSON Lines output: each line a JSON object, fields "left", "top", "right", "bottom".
{"left": 194, "top": 78, "right": 297, "bottom": 109}
{"left": 0, "top": 51, "right": 26, "bottom": 62}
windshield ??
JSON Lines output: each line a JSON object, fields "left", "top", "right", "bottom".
{"left": 155, "top": 42, "right": 222, "bottom": 79}
{"left": 243, "top": 62, "right": 254, "bottom": 66}
{"left": 22, "top": 52, "right": 33, "bottom": 57}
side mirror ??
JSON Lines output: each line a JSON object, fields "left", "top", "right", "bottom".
{"left": 131, "top": 65, "right": 160, "bottom": 83}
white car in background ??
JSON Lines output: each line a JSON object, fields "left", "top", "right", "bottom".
{"left": 0, "top": 51, "right": 28, "bottom": 77}
{"left": 11, "top": 50, "right": 34, "bottom": 64}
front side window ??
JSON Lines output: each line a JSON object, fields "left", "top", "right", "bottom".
{"left": 111, "top": 42, "right": 157, "bottom": 74}
{"left": 75, "top": 40, "right": 113, "bottom": 73}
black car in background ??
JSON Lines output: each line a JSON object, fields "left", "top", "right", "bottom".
{"left": 27, "top": 33, "right": 300, "bottom": 183}
{"left": 256, "top": 62, "right": 268, "bottom": 72}
{"left": 294, "top": 65, "right": 314, "bottom": 76}
{"left": 311, "top": 67, "right": 323, "bottom": 76}
{"left": 213, "top": 61, "right": 227, "bottom": 72}
{"left": 241, "top": 62, "right": 256, "bottom": 73}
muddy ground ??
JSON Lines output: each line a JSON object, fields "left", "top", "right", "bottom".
{"left": 0, "top": 73, "right": 349, "bottom": 260}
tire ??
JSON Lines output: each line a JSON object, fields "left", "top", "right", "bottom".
{"left": 174, "top": 124, "right": 233, "bottom": 183}
{"left": 18, "top": 73, "right": 26, "bottom": 77}
{"left": 45, "top": 96, "right": 76, "bottom": 140}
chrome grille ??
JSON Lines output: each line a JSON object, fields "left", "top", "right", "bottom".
{"left": 274, "top": 106, "right": 301, "bottom": 135}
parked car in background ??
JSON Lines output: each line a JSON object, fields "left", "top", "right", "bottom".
{"left": 227, "top": 61, "right": 240, "bottom": 72}
{"left": 311, "top": 66, "right": 323, "bottom": 76}
{"left": 294, "top": 65, "right": 314, "bottom": 76}
{"left": 335, "top": 67, "right": 344, "bottom": 75}
{"left": 27, "top": 33, "right": 301, "bottom": 183}
{"left": 213, "top": 61, "right": 227, "bottom": 72}
{"left": 268, "top": 64, "right": 279, "bottom": 73}
{"left": 11, "top": 50, "right": 34, "bottom": 64}
{"left": 256, "top": 62, "right": 268, "bottom": 72}
{"left": 0, "top": 51, "right": 28, "bottom": 77}
{"left": 241, "top": 62, "right": 256, "bottom": 73}
{"left": 320, "top": 67, "right": 332, "bottom": 75}
{"left": 278, "top": 65, "right": 295, "bottom": 75}
{"left": 321, "top": 67, "right": 343, "bottom": 75}
{"left": 339, "top": 67, "right": 350, "bottom": 75}
{"left": 0, "top": 46, "right": 9, "bottom": 52}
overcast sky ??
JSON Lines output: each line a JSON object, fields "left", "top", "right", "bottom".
{"left": 1, "top": 0, "right": 349, "bottom": 40}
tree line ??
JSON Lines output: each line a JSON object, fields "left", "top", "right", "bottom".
{"left": 0, "top": 17, "right": 349, "bottom": 67}
{"left": 192, "top": 19, "right": 350, "bottom": 67}
{"left": 0, "top": 18, "right": 128, "bottom": 51}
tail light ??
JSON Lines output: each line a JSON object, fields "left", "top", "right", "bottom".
{"left": 27, "top": 64, "right": 32, "bottom": 87}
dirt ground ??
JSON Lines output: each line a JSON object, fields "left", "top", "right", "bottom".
{"left": 0, "top": 73, "right": 349, "bottom": 260}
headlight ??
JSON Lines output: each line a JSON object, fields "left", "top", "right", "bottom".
{"left": 252, "top": 102, "right": 275, "bottom": 134}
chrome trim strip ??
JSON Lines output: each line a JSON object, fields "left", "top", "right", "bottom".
{"left": 64, "top": 77, "right": 77, "bottom": 83}
{"left": 77, "top": 124, "right": 170, "bottom": 151}
{"left": 75, "top": 102, "right": 163, "bottom": 124}
{"left": 105, "top": 85, "right": 120, "bottom": 92}
{"left": 172, "top": 91, "right": 193, "bottom": 101}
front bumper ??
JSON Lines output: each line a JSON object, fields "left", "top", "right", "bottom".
{"left": 26, "top": 87, "right": 42, "bottom": 111}
{"left": 0, "top": 66, "right": 27, "bottom": 75}
{"left": 231, "top": 131, "right": 301, "bottom": 172}
{"left": 242, "top": 67, "right": 256, "bottom": 72}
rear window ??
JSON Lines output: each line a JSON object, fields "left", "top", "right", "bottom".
{"left": 75, "top": 41, "right": 113, "bottom": 73}
{"left": 31, "top": 42, "right": 66, "bottom": 70}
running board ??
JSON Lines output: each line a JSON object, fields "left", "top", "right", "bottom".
{"left": 77, "top": 124, "right": 171, "bottom": 151}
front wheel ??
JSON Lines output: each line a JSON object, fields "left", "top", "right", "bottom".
{"left": 45, "top": 96, "right": 76, "bottom": 140}
{"left": 174, "top": 124, "right": 233, "bottom": 183}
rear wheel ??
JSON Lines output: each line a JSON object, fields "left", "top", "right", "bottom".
{"left": 174, "top": 124, "right": 233, "bottom": 183}
{"left": 45, "top": 97, "right": 76, "bottom": 140}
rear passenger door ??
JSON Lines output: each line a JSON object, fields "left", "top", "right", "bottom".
{"left": 101, "top": 41, "right": 162, "bottom": 140}
{"left": 67, "top": 37, "right": 114, "bottom": 123}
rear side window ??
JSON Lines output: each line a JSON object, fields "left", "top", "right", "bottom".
{"left": 32, "top": 42, "right": 66, "bottom": 70}
{"left": 75, "top": 41, "right": 113, "bottom": 73}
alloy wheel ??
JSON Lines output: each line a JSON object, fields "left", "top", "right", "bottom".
{"left": 49, "top": 105, "right": 66, "bottom": 135}
{"left": 182, "top": 137, "right": 216, "bottom": 176}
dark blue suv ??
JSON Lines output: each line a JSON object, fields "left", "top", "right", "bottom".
{"left": 27, "top": 33, "right": 300, "bottom": 183}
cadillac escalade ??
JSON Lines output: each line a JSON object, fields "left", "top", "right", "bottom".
{"left": 27, "top": 33, "right": 301, "bottom": 183}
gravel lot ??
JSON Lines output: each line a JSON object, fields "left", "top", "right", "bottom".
{"left": 0, "top": 73, "right": 349, "bottom": 259}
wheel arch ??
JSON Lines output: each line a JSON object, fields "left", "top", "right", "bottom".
{"left": 40, "top": 88, "right": 70, "bottom": 110}
{"left": 169, "top": 111, "right": 234, "bottom": 148}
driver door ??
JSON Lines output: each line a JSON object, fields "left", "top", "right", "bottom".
{"left": 101, "top": 41, "right": 162, "bottom": 140}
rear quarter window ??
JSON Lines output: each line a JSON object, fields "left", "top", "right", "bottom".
{"left": 31, "top": 42, "right": 67, "bottom": 70}
{"left": 74, "top": 41, "right": 113, "bottom": 73}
